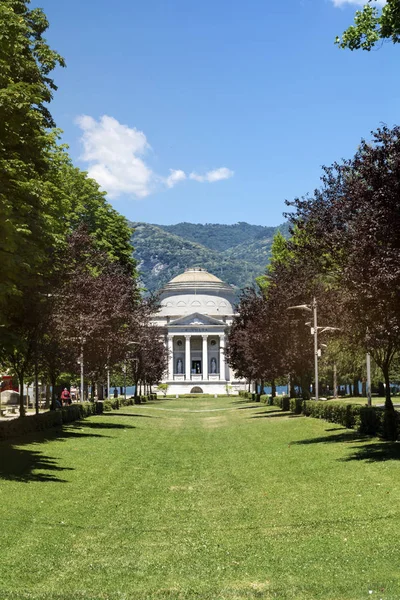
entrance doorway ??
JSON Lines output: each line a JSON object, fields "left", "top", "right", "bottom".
{"left": 190, "top": 387, "right": 203, "bottom": 393}
{"left": 192, "top": 360, "right": 201, "bottom": 375}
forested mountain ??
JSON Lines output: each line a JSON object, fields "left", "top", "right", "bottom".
{"left": 130, "top": 221, "right": 289, "bottom": 294}
{"left": 158, "top": 222, "right": 280, "bottom": 252}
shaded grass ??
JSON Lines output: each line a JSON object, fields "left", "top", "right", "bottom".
{"left": 0, "top": 398, "right": 400, "bottom": 599}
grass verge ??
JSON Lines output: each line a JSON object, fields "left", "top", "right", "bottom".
{"left": 0, "top": 397, "right": 399, "bottom": 599}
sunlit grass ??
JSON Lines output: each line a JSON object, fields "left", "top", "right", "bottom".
{"left": 326, "top": 396, "right": 394, "bottom": 405}
{"left": 1, "top": 396, "right": 400, "bottom": 599}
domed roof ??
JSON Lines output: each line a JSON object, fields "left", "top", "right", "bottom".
{"left": 169, "top": 268, "right": 223, "bottom": 285}
{"left": 161, "top": 267, "right": 234, "bottom": 297}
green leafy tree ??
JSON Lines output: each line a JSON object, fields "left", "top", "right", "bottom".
{"left": 58, "top": 160, "right": 136, "bottom": 275}
{"left": 336, "top": 0, "right": 400, "bottom": 51}
{"left": 286, "top": 125, "right": 400, "bottom": 420}
{"left": 0, "top": 0, "right": 66, "bottom": 320}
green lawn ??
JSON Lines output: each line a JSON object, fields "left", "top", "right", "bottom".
{"left": 325, "top": 396, "right": 391, "bottom": 406}
{"left": 1, "top": 397, "right": 400, "bottom": 600}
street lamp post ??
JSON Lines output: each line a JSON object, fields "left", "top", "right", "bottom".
{"left": 333, "top": 363, "right": 338, "bottom": 399}
{"left": 366, "top": 352, "right": 372, "bottom": 406}
{"left": 106, "top": 366, "right": 110, "bottom": 400}
{"left": 312, "top": 297, "right": 319, "bottom": 400}
{"left": 288, "top": 298, "right": 340, "bottom": 401}
{"left": 123, "top": 364, "right": 127, "bottom": 403}
{"left": 287, "top": 300, "right": 317, "bottom": 399}
{"left": 77, "top": 345, "right": 84, "bottom": 402}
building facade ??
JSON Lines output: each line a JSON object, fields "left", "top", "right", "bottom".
{"left": 153, "top": 268, "right": 245, "bottom": 395}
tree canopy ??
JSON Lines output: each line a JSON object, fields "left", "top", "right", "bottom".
{"left": 336, "top": 0, "right": 400, "bottom": 51}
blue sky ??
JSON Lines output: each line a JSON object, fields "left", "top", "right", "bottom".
{"left": 33, "top": 0, "right": 395, "bottom": 226}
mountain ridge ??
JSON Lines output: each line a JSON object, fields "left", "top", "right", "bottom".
{"left": 129, "top": 220, "right": 289, "bottom": 294}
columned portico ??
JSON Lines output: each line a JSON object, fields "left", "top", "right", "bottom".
{"left": 154, "top": 268, "right": 246, "bottom": 395}
{"left": 219, "top": 334, "right": 226, "bottom": 381}
{"left": 202, "top": 335, "right": 208, "bottom": 380}
{"left": 167, "top": 335, "right": 174, "bottom": 380}
{"left": 185, "top": 335, "right": 191, "bottom": 378}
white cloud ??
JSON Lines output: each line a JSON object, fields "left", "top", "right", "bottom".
{"left": 76, "top": 115, "right": 154, "bottom": 198}
{"left": 165, "top": 169, "right": 187, "bottom": 188}
{"left": 76, "top": 115, "right": 233, "bottom": 198}
{"left": 189, "top": 167, "right": 234, "bottom": 183}
{"left": 332, "top": 0, "right": 385, "bottom": 6}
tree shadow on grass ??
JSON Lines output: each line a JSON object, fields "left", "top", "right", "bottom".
{"left": 231, "top": 399, "right": 256, "bottom": 405}
{"left": 344, "top": 441, "right": 400, "bottom": 462}
{"left": 292, "top": 429, "right": 400, "bottom": 463}
{"left": 250, "top": 411, "right": 301, "bottom": 419}
{"left": 104, "top": 412, "right": 158, "bottom": 418}
{"left": 73, "top": 420, "right": 136, "bottom": 429}
{"left": 0, "top": 419, "right": 135, "bottom": 483}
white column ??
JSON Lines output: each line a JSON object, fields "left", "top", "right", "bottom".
{"left": 202, "top": 335, "right": 208, "bottom": 380}
{"left": 167, "top": 335, "right": 174, "bottom": 380}
{"left": 185, "top": 335, "right": 191, "bottom": 381}
{"left": 219, "top": 335, "right": 226, "bottom": 381}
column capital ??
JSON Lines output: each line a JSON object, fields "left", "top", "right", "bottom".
{"left": 185, "top": 334, "right": 191, "bottom": 340}
{"left": 202, "top": 334, "right": 208, "bottom": 340}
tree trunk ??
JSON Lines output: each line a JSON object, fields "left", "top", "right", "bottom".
{"left": 97, "top": 382, "right": 104, "bottom": 401}
{"left": 18, "top": 370, "right": 25, "bottom": 417}
{"left": 382, "top": 364, "right": 394, "bottom": 411}
{"left": 289, "top": 375, "right": 296, "bottom": 399}
{"left": 300, "top": 374, "right": 311, "bottom": 400}
{"left": 353, "top": 378, "right": 360, "bottom": 397}
{"left": 361, "top": 378, "right": 367, "bottom": 397}
{"left": 271, "top": 379, "right": 276, "bottom": 398}
{"left": 45, "top": 383, "right": 51, "bottom": 409}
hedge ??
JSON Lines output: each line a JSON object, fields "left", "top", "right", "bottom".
{"left": 287, "top": 398, "right": 399, "bottom": 440}
{"left": 0, "top": 402, "right": 98, "bottom": 441}
{"left": 272, "top": 395, "right": 290, "bottom": 411}
{"left": 101, "top": 395, "right": 157, "bottom": 411}
{"left": 103, "top": 398, "right": 121, "bottom": 412}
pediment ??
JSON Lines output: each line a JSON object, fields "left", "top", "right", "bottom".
{"left": 169, "top": 312, "right": 224, "bottom": 327}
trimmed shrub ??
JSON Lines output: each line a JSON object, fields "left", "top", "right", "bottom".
{"left": 272, "top": 395, "right": 290, "bottom": 411}
{"left": 301, "top": 400, "right": 361, "bottom": 429}
{"left": 290, "top": 398, "right": 304, "bottom": 415}
{"left": 120, "top": 397, "right": 134, "bottom": 407}
{"left": 103, "top": 400, "right": 113, "bottom": 412}
{"left": 0, "top": 402, "right": 97, "bottom": 441}
{"left": 287, "top": 399, "right": 399, "bottom": 440}
{"left": 102, "top": 398, "right": 120, "bottom": 411}
{"left": 237, "top": 391, "right": 253, "bottom": 400}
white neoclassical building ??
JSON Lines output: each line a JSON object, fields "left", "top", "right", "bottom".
{"left": 153, "top": 267, "right": 245, "bottom": 395}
